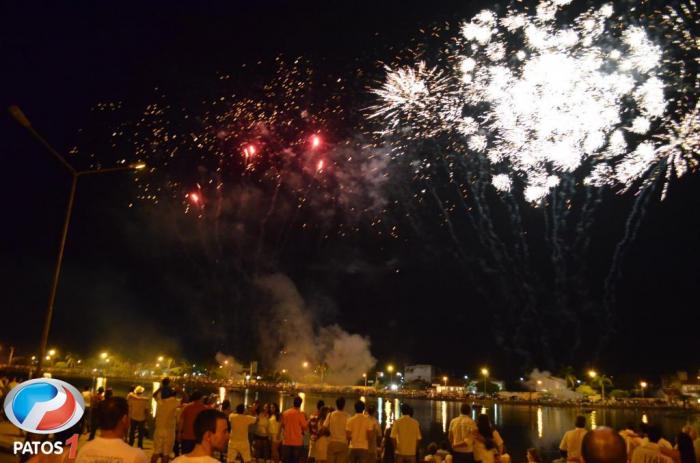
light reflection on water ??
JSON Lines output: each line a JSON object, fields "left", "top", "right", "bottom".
{"left": 76, "top": 380, "right": 700, "bottom": 463}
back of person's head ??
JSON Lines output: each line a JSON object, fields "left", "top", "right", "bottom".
{"left": 427, "top": 443, "right": 438, "bottom": 455}
{"left": 681, "top": 426, "right": 698, "bottom": 440}
{"left": 194, "top": 409, "right": 227, "bottom": 443}
{"left": 221, "top": 399, "right": 231, "bottom": 411}
{"left": 400, "top": 403, "right": 411, "bottom": 416}
{"left": 354, "top": 401, "right": 366, "bottom": 413}
{"left": 293, "top": 396, "right": 303, "bottom": 408}
{"left": 367, "top": 405, "right": 376, "bottom": 417}
{"left": 104, "top": 388, "right": 113, "bottom": 399}
{"left": 639, "top": 422, "right": 649, "bottom": 436}
{"left": 336, "top": 397, "right": 346, "bottom": 410}
{"left": 477, "top": 414, "right": 492, "bottom": 436}
{"left": 317, "top": 400, "right": 325, "bottom": 411}
{"left": 162, "top": 377, "right": 171, "bottom": 386}
{"left": 190, "top": 390, "right": 204, "bottom": 402}
{"left": 527, "top": 448, "right": 541, "bottom": 463}
{"left": 460, "top": 403, "right": 472, "bottom": 415}
{"left": 581, "top": 427, "right": 626, "bottom": 463}
{"left": 97, "top": 387, "right": 105, "bottom": 393}
{"left": 97, "top": 397, "right": 129, "bottom": 430}
{"left": 676, "top": 432, "right": 695, "bottom": 463}
{"left": 646, "top": 425, "right": 662, "bottom": 443}
{"left": 235, "top": 403, "right": 245, "bottom": 414}
{"left": 320, "top": 406, "right": 331, "bottom": 421}
{"left": 576, "top": 415, "right": 587, "bottom": 428}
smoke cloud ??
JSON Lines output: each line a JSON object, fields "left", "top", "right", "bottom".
{"left": 255, "top": 273, "right": 376, "bottom": 385}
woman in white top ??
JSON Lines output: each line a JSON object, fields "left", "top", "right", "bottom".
{"left": 268, "top": 403, "right": 282, "bottom": 463}
{"left": 473, "top": 414, "right": 504, "bottom": 463}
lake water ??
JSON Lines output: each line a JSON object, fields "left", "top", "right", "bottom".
{"left": 73, "top": 378, "right": 699, "bottom": 463}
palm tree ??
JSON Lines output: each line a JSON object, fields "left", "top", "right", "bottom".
{"left": 560, "top": 366, "right": 578, "bottom": 390}
{"left": 593, "top": 375, "right": 613, "bottom": 401}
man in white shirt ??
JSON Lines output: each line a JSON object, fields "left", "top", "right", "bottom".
{"left": 227, "top": 403, "right": 257, "bottom": 463}
{"left": 172, "top": 409, "right": 230, "bottom": 463}
{"left": 630, "top": 426, "right": 674, "bottom": 463}
{"left": 152, "top": 387, "right": 181, "bottom": 463}
{"left": 128, "top": 386, "right": 150, "bottom": 449}
{"left": 324, "top": 397, "right": 349, "bottom": 463}
{"left": 448, "top": 404, "right": 476, "bottom": 463}
{"left": 76, "top": 397, "right": 148, "bottom": 463}
{"left": 560, "top": 416, "right": 588, "bottom": 463}
{"left": 346, "top": 401, "right": 372, "bottom": 463}
{"left": 390, "top": 404, "right": 421, "bottom": 463}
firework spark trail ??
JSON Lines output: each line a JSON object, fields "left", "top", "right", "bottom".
{"left": 602, "top": 165, "right": 663, "bottom": 353}
{"left": 370, "top": 0, "right": 699, "bottom": 365}
{"left": 428, "top": 187, "right": 470, "bottom": 263}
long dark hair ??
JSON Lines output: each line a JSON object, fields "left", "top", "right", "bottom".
{"left": 270, "top": 402, "right": 281, "bottom": 421}
{"left": 477, "top": 414, "right": 496, "bottom": 450}
{"left": 677, "top": 432, "right": 696, "bottom": 463}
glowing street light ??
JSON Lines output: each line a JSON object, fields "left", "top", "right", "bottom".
{"left": 588, "top": 370, "right": 597, "bottom": 379}
{"left": 481, "top": 367, "right": 489, "bottom": 395}
{"left": 9, "top": 105, "right": 146, "bottom": 377}
{"left": 100, "top": 352, "right": 109, "bottom": 360}
{"left": 157, "top": 356, "right": 164, "bottom": 362}
{"left": 362, "top": 373, "right": 368, "bottom": 387}
{"left": 640, "top": 381, "right": 648, "bottom": 398}
{"left": 387, "top": 364, "right": 395, "bottom": 386}
{"left": 302, "top": 361, "right": 309, "bottom": 369}
{"left": 48, "top": 349, "right": 56, "bottom": 357}
{"left": 443, "top": 376, "right": 448, "bottom": 387}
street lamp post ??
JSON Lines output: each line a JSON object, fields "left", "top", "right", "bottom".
{"left": 443, "top": 376, "right": 448, "bottom": 388}
{"left": 387, "top": 364, "right": 395, "bottom": 387}
{"left": 10, "top": 105, "right": 145, "bottom": 377}
{"left": 363, "top": 373, "right": 367, "bottom": 387}
{"left": 640, "top": 381, "right": 647, "bottom": 399}
{"left": 481, "top": 368, "right": 489, "bottom": 396}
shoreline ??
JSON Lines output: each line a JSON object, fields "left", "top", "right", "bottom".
{"left": 3, "top": 366, "right": 697, "bottom": 414}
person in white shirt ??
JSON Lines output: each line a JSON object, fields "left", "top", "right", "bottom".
{"left": 365, "top": 405, "right": 382, "bottom": 463}
{"left": 76, "top": 397, "right": 148, "bottom": 463}
{"left": 581, "top": 427, "right": 627, "bottom": 463}
{"left": 630, "top": 426, "right": 674, "bottom": 463}
{"left": 172, "top": 409, "right": 230, "bottom": 463}
{"left": 560, "top": 416, "right": 588, "bottom": 463}
{"left": 128, "top": 386, "right": 150, "bottom": 449}
{"left": 448, "top": 404, "right": 477, "bottom": 463}
{"left": 324, "top": 397, "right": 349, "bottom": 463}
{"left": 152, "top": 387, "right": 181, "bottom": 463}
{"left": 228, "top": 404, "right": 257, "bottom": 463}
{"left": 390, "top": 404, "right": 421, "bottom": 463}
{"left": 346, "top": 401, "right": 372, "bottom": 463}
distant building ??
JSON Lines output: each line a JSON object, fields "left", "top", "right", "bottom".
{"left": 405, "top": 364, "right": 434, "bottom": 383}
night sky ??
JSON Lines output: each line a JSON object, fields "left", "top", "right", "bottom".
{"left": 3, "top": 0, "right": 699, "bottom": 380}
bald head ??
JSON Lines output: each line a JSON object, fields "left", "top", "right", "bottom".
{"left": 582, "top": 428, "right": 627, "bottom": 463}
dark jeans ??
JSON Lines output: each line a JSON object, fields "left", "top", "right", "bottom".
{"left": 88, "top": 409, "right": 99, "bottom": 440}
{"left": 282, "top": 445, "right": 304, "bottom": 463}
{"left": 453, "top": 453, "right": 475, "bottom": 463}
{"left": 128, "top": 419, "right": 146, "bottom": 448}
{"left": 181, "top": 440, "right": 196, "bottom": 454}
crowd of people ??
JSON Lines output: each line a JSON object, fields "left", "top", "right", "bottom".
{"left": 1, "top": 376, "right": 699, "bottom": 463}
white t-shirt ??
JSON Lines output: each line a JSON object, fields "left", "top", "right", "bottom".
{"left": 155, "top": 397, "right": 180, "bottom": 431}
{"left": 172, "top": 456, "right": 220, "bottom": 463}
{"left": 229, "top": 413, "right": 257, "bottom": 443}
{"left": 324, "top": 410, "right": 349, "bottom": 443}
{"left": 474, "top": 431, "right": 504, "bottom": 463}
{"left": 560, "top": 428, "right": 587, "bottom": 461}
{"left": 346, "top": 413, "right": 372, "bottom": 449}
{"left": 390, "top": 416, "right": 421, "bottom": 456}
{"left": 75, "top": 437, "right": 148, "bottom": 463}
{"left": 449, "top": 415, "right": 477, "bottom": 453}
{"left": 631, "top": 443, "right": 674, "bottom": 463}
